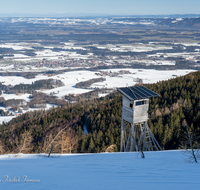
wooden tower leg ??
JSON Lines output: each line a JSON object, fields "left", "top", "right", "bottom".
{"left": 146, "top": 123, "right": 162, "bottom": 151}
{"left": 121, "top": 120, "right": 162, "bottom": 152}
{"left": 120, "top": 119, "right": 124, "bottom": 152}
{"left": 143, "top": 123, "right": 147, "bottom": 151}
{"left": 130, "top": 123, "right": 135, "bottom": 151}
{"left": 138, "top": 123, "right": 143, "bottom": 151}
{"left": 145, "top": 122, "right": 154, "bottom": 151}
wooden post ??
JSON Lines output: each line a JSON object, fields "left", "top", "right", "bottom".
{"left": 61, "top": 134, "right": 63, "bottom": 154}
{"left": 48, "top": 143, "right": 54, "bottom": 157}
{"left": 120, "top": 119, "right": 124, "bottom": 152}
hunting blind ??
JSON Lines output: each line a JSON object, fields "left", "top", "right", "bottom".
{"left": 117, "top": 86, "right": 162, "bottom": 152}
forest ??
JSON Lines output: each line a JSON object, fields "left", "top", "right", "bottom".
{"left": 0, "top": 71, "right": 199, "bottom": 154}
{"left": 75, "top": 78, "right": 106, "bottom": 89}
{"left": 0, "top": 79, "right": 64, "bottom": 94}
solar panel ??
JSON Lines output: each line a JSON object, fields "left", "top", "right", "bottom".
{"left": 137, "top": 86, "right": 153, "bottom": 97}
{"left": 131, "top": 87, "right": 147, "bottom": 99}
{"left": 139, "top": 86, "right": 159, "bottom": 97}
{"left": 117, "top": 86, "right": 159, "bottom": 100}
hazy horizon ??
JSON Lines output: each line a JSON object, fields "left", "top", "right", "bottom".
{"left": 0, "top": 13, "right": 200, "bottom": 18}
{"left": 0, "top": 0, "right": 200, "bottom": 16}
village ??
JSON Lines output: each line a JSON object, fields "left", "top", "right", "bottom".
{"left": 1, "top": 41, "right": 200, "bottom": 72}
{"left": 1, "top": 52, "right": 197, "bottom": 72}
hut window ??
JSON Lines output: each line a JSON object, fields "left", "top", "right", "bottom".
{"left": 136, "top": 100, "right": 145, "bottom": 106}
{"left": 129, "top": 103, "right": 133, "bottom": 108}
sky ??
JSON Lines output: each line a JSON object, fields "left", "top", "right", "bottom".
{"left": 0, "top": 0, "right": 200, "bottom": 16}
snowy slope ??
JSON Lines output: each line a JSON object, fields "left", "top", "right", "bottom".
{"left": 0, "top": 150, "right": 199, "bottom": 190}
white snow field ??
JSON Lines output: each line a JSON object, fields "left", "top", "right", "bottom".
{"left": 97, "top": 43, "right": 173, "bottom": 52}
{"left": 91, "top": 69, "right": 195, "bottom": 88}
{"left": 0, "top": 69, "right": 195, "bottom": 88}
{"left": 0, "top": 150, "right": 199, "bottom": 190}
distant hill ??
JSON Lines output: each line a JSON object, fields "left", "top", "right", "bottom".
{"left": 111, "top": 16, "right": 200, "bottom": 29}
{"left": 0, "top": 71, "right": 200, "bottom": 154}
{"left": 159, "top": 17, "right": 200, "bottom": 28}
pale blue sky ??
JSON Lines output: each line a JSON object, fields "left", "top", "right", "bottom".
{"left": 1, "top": 0, "right": 200, "bottom": 15}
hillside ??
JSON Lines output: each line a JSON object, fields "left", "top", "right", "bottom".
{"left": 0, "top": 151, "right": 200, "bottom": 190}
{"left": 0, "top": 71, "right": 200, "bottom": 154}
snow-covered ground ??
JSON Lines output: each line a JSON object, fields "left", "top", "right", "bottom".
{"left": 0, "top": 43, "right": 33, "bottom": 50}
{"left": 0, "top": 150, "right": 199, "bottom": 190}
{"left": 91, "top": 69, "right": 195, "bottom": 88}
{"left": 97, "top": 43, "right": 172, "bottom": 52}
{"left": 41, "top": 70, "right": 97, "bottom": 98}
{"left": 0, "top": 42, "right": 90, "bottom": 63}
{"left": 0, "top": 93, "right": 31, "bottom": 101}
{"left": 0, "top": 116, "right": 16, "bottom": 124}
{"left": 0, "top": 69, "right": 195, "bottom": 88}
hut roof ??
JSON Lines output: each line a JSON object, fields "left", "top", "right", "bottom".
{"left": 117, "top": 86, "right": 159, "bottom": 101}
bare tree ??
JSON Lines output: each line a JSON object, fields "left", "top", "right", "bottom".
{"left": 180, "top": 119, "right": 200, "bottom": 163}
{"left": 0, "top": 140, "right": 4, "bottom": 155}
{"left": 45, "top": 128, "right": 77, "bottom": 155}
{"left": 58, "top": 132, "right": 75, "bottom": 153}
{"left": 16, "top": 130, "right": 32, "bottom": 153}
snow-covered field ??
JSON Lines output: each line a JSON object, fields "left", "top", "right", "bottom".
{"left": 0, "top": 116, "right": 16, "bottom": 124}
{"left": 97, "top": 43, "right": 173, "bottom": 52}
{"left": 0, "top": 93, "right": 31, "bottom": 101}
{"left": 91, "top": 69, "right": 195, "bottom": 88}
{"left": 0, "top": 42, "right": 90, "bottom": 63}
{"left": 0, "top": 150, "right": 199, "bottom": 190}
{"left": 0, "top": 43, "right": 33, "bottom": 50}
{"left": 0, "top": 69, "right": 195, "bottom": 88}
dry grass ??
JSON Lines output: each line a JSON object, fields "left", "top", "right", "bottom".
{"left": 105, "top": 144, "right": 117, "bottom": 153}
